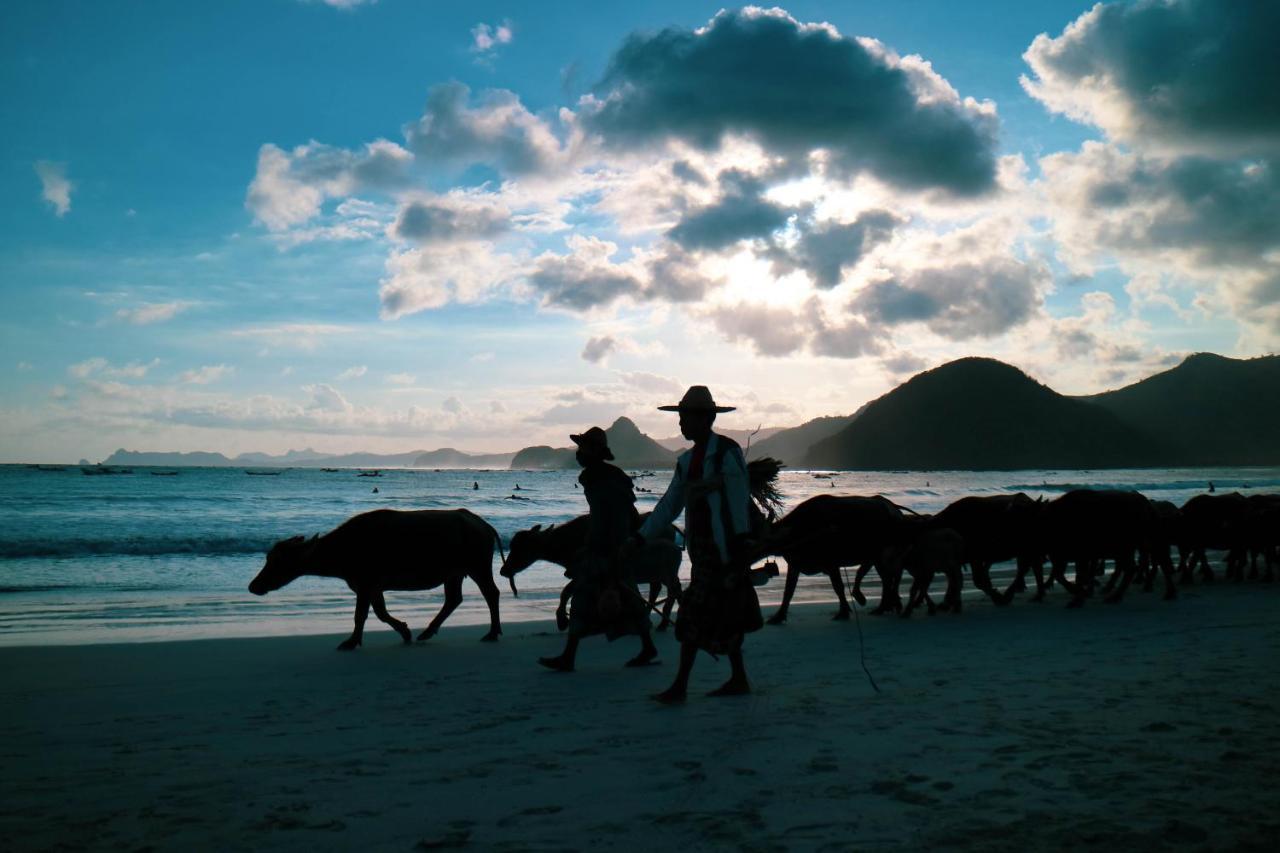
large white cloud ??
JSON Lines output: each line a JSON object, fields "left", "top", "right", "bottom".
{"left": 1026, "top": 0, "right": 1280, "bottom": 340}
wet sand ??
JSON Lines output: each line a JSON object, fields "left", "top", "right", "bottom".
{"left": 2, "top": 585, "right": 1279, "bottom": 852}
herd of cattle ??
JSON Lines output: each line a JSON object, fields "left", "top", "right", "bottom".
{"left": 248, "top": 489, "right": 1280, "bottom": 650}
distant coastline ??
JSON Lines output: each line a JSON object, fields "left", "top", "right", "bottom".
{"left": 34, "top": 352, "right": 1280, "bottom": 472}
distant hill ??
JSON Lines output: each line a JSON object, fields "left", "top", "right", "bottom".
{"left": 104, "top": 449, "right": 236, "bottom": 467}
{"left": 510, "top": 417, "right": 677, "bottom": 470}
{"left": 804, "top": 358, "right": 1164, "bottom": 470}
{"left": 747, "top": 414, "right": 858, "bottom": 465}
{"left": 655, "top": 426, "right": 782, "bottom": 453}
{"left": 234, "top": 448, "right": 329, "bottom": 465}
{"left": 411, "top": 448, "right": 515, "bottom": 469}
{"left": 1081, "top": 353, "right": 1280, "bottom": 465}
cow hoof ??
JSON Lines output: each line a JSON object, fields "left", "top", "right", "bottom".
{"left": 832, "top": 610, "right": 850, "bottom": 621}
{"left": 417, "top": 629, "right": 437, "bottom": 642}
{"left": 766, "top": 612, "right": 787, "bottom": 626}
{"left": 480, "top": 632, "right": 500, "bottom": 642}
{"left": 336, "top": 639, "right": 360, "bottom": 651}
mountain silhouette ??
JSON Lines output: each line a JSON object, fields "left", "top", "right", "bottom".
{"left": 804, "top": 358, "right": 1163, "bottom": 470}
{"left": 510, "top": 417, "right": 677, "bottom": 470}
{"left": 1082, "top": 353, "right": 1280, "bottom": 465}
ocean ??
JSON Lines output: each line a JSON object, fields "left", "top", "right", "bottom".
{"left": 2, "top": 463, "right": 1277, "bottom": 646}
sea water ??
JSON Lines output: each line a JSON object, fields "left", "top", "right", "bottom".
{"left": 1, "top": 463, "right": 1277, "bottom": 645}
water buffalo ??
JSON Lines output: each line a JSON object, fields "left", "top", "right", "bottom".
{"left": 1039, "top": 489, "right": 1170, "bottom": 607}
{"left": 249, "top": 508, "right": 505, "bottom": 650}
{"left": 930, "top": 493, "right": 1045, "bottom": 605}
{"left": 1240, "top": 494, "right": 1280, "bottom": 581}
{"left": 756, "top": 494, "right": 909, "bottom": 623}
{"left": 878, "top": 518, "right": 965, "bottom": 617}
{"left": 1178, "top": 492, "right": 1258, "bottom": 583}
{"left": 499, "top": 513, "right": 682, "bottom": 630}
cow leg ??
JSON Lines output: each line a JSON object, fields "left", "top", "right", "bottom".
{"left": 850, "top": 561, "right": 873, "bottom": 606}
{"left": 944, "top": 565, "right": 964, "bottom": 613}
{"left": 471, "top": 569, "right": 502, "bottom": 641}
{"left": 338, "top": 590, "right": 371, "bottom": 650}
{"left": 556, "top": 581, "right": 573, "bottom": 631}
{"left": 767, "top": 559, "right": 802, "bottom": 625}
{"left": 970, "top": 560, "right": 1001, "bottom": 605}
{"left": 658, "top": 576, "right": 681, "bottom": 631}
{"left": 1105, "top": 552, "right": 1137, "bottom": 604}
{"left": 872, "top": 563, "right": 903, "bottom": 616}
{"left": 371, "top": 592, "right": 411, "bottom": 644}
{"left": 418, "top": 576, "right": 464, "bottom": 641}
{"left": 827, "top": 568, "right": 851, "bottom": 620}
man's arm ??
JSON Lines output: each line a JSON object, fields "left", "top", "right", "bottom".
{"left": 637, "top": 462, "right": 686, "bottom": 542}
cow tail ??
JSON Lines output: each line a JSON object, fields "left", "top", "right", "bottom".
{"left": 483, "top": 519, "right": 516, "bottom": 597}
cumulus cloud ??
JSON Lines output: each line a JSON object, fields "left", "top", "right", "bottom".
{"left": 35, "top": 161, "right": 73, "bottom": 217}
{"left": 305, "top": 383, "right": 352, "bottom": 413}
{"left": 667, "top": 169, "right": 791, "bottom": 250}
{"left": 392, "top": 194, "right": 511, "bottom": 244}
{"left": 705, "top": 302, "right": 810, "bottom": 357}
{"left": 769, "top": 209, "right": 903, "bottom": 288}
{"left": 584, "top": 7, "right": 1000, "bottom": 196}
{"left": 1026, "top": 1, "right": 1280, "bottom": 338}
{"left": 115, "top": 301, "right": 190, "bottom": 325}
{"left": 528, "top": 236, "right": 644, "bottom": 311}
{"left": 246, "top": 140, "right": 411, "bottom": 231}
{"left": 179, "top": 364, "right": 233, "bottom": 385}
{"left": 404, "top": 82, "right": 568, "bottom": 177}
{"left": 379, "top": 242, "right": 521, "bottom": 318}
{"left": 1022, "top": 0, "right": 1280, "bottom": 156}
{"left": 854, "top": 256, "right": 1046, "bottom": 341}
{"left": 337, "top": 365, "right": 367, "bottom": 380}
{"left": 472, "top": 21, "right": 513, "bottom": 54}
{"left": 581, "top": 335, "right": 617, "bottom": 364}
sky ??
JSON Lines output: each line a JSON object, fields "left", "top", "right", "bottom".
{"left": 2, "top": 0, "right": 1277, "bottom": 461}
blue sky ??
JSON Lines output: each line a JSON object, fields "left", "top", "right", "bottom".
{"left": 2, "top": 0, "right": 1276, "bottom": 461}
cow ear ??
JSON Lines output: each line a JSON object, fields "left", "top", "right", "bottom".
{"left": 531, "top": 524, "right": 542, "bottom": 532}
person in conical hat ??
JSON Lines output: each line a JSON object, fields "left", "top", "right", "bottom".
{"left": 538, "top": 426, "right": 659, "bottom": 672}
{"left": 630, "top": 386, "right": 762, "bottom": 703}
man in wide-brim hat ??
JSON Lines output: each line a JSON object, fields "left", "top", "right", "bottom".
{"left": 538, "top": 426, "right": 660, "bottom": 672}
{"left": 631, "top": 386, "right": 762, "bottom": 703}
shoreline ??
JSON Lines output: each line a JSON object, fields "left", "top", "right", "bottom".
{"left": 4, "top": 590, "right": 1279, "bottom": 851}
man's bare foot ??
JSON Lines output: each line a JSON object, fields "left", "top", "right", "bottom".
{"left": 652, "top": 687, "right": 687, "bottom": 704}
{"left": 707, "top": 678, "right": 750, "bottom": 697}
{"left": 538, "top": 655, "right": 574, "bottom": 672}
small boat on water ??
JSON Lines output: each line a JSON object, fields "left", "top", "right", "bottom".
{"left": 357, "top": 470, "right": 382, "bottom": 477}
{"left": 150, "top": 471, "right": 180, "bottom": 476}
{"left": 245, "top": 470, "right": 283, "bottom": 476}
{"left": 34, "top": 465, "right": 67, "bottom": 472}
{"left": 81, "top": 466, "right": 133, "bottom": 475}
{"left": 321, "top": 468, "right": 341, "bottom": 472}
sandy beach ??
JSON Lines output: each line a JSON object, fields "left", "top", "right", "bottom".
{"left": 3, "top": 586, "right": 1279, "bottom": 852}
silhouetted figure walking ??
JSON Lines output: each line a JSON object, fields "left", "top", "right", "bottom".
{"left": 539, "top": 427, "right": 659, "bottom": 672}
{"left": 631, "top": 386, "right": 761, "bottom": 703}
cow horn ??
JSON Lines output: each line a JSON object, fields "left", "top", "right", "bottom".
{"left": 508, "top": 576, "right": 519, "bottom": 597}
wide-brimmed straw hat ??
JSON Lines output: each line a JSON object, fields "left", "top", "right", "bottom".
{"left": 570, "top": 426, "right": 615, "bottom": 460}
{"left": 658, "top": 385, "right": 735, "bottom": 413}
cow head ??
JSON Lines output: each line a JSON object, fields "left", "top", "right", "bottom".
{"left": 248, "top": 535, "right": 312, "bottom": 595}
{"left": 499, "top": 525, "right": 544, "bottom": 585}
